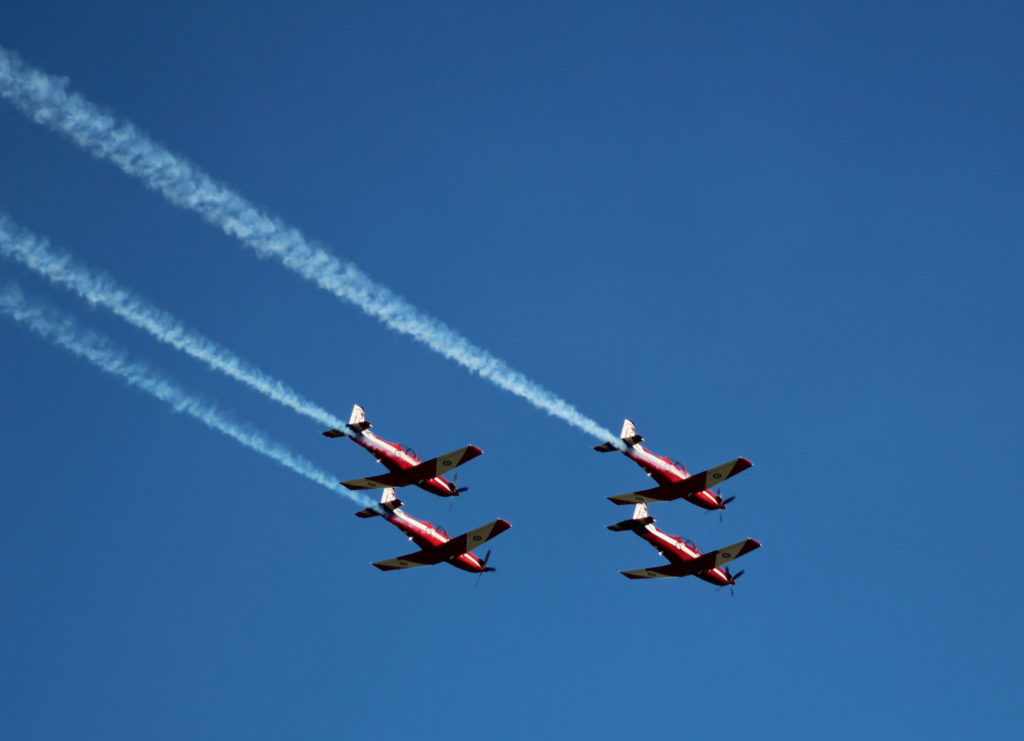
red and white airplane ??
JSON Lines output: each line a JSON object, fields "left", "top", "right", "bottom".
{"left": 608, "top": 502, "right": 761, "bottom": 586}
{"left": 355, "top": 488, "right": 511, "bottom": 573}
{"left": 323, "top": 404, "right": 482, "bottom": 498}
{"left": 596, "top": 418, "right": 752, "bottom": 510}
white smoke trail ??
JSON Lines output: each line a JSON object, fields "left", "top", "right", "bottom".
{"left": 0, "top": 214, "right": 346, "bottom": 430}
{"left": 0, "top": 281, "right": 372, "bottom": 506}
{"left": 0, "top": 46, "right": 620, "bottom": 446}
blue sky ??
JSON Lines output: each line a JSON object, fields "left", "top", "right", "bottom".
{"left": 2, "top": 2, "right": 1022, "bottom": 739}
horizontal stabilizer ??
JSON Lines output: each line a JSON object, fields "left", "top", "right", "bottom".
{"left": 354, "top": 491, "right": 404, "bottom": 518}
{"left": 607, "top": 457, "right": 753, "bottom": 504}
{"left": 594, "top": 434, "right": 644, "bottom": 453}
{"left": 355, "top": 488, "right": 403, "bottom": 518}
{"left": 326, "top": 405, "right": 372, "bottom": 437}
{"left": 607, "top": 516, "right": 655, "bottom": 532}
{"left": 342, "top": 445, "right": 483, "bottom": 490}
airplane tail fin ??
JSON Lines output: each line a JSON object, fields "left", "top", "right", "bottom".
{"left": 354, "top": 488, "right": 404, "bottom": 518}
{"left": 323, "top": 403, "right": 371, "bottom": 438}
{"left": 348, "top": 403, "right": 371, "bottom": 432}
{"left": 607, "top": 501, "right": 655, "bottom": 531}
{"left": 620, "top": 418, "right": 644, "bottom": 446}
{"left": 594, "top": 417, "right": 644, "bottom": 452}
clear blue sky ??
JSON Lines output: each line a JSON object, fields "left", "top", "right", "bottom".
{"left": 2, "top": 3, "right": 1022, "bottom": 739}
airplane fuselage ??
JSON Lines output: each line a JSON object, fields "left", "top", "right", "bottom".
{"left": 635, "top": 522, "right": 734, "bottom": 586}
{"left": 622, "top": 444, "right": 724, "bottom": 511}
{"left": 349, "top": 426, "right": 460, "bottom": 497}
{"left": 379, "top": 506, "right": 490, "bottom": 573}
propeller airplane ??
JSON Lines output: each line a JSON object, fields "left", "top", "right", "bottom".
{"left": 608, "top": 502, "right": 761, "bottom": 589}
{"left": 355, "top": 488, "right": 510, "bottom": 573}
{"left": 324, "top": 404, "right": 482, "bottom": 497}
{"left": 596, "top": 418, "right": 752, "bottom": 510}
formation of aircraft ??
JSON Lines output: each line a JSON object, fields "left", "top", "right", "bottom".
{"left": 328, "top": 404, "right": 761, "bottom": 588}
{"left": 355, "top": 488, "right": 510, "bottom": 573}
{"left": 323, "top": 404, "right": 482, "bottom": 497}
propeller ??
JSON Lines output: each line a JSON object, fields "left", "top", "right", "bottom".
{"left": 452, "top": 473, "right": 469, "bottom": 495}
{"left": 722, "top": 566, "right": 745, "bottom": 597}
{"left": 475, "top": 549, "right": 495, "bottom": 586}
{"left": 715, "top": 488, "right": 736, "bottom": 522}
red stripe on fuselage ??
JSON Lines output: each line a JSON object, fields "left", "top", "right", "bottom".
{"left": 626, "top": 445, "right": 688, "bottom": 486}
{"left": 639, "top": 524, "right": 700, "bottom": 564}
{"left": 638, "top": 525, "right": 727, "bottom": 584}
{"left": 355, "top": 432, "right": 457, "bottom": 496}
{"left": 627, "top": 446, "right": 722, "bottom": 510}
{"left": 386, "top": 509, "right": 446, "bottom": 549}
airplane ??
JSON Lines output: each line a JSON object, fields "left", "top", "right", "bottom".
{"left": 355, "top": 488, "right": 511, "bottom": 573}
{"left": 608, "top": 502, "right": 761, "bottom": 587}
{"left": 323, "top": 404, "right": 482, "bottom": 497}
{"left": 596, "top": 418, "right": 752, "bottom": 509}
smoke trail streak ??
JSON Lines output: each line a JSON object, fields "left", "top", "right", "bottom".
{"left": 0, "top": 281, "right": 372, "bottom": 506}
{"left": 0, "top": 46, "right": 621, "bottom": 446}
{"left": 0, "top": 214, "right": 346, "bottom": 430}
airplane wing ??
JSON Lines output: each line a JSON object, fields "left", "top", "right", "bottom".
{"left": 621, "top": 538, "right": 761, "bottom": 579}
{"left": 428, "top": 519, "right": 511, "bottom": 560}
{"left": 620, "top": 564, "right": 693, "bottom": 579}
{"left": 341, "top": 445, "right": 483, "bottom": 490}
{"left": 682, "top": 538, "right": 761, "bottom": 574}
{"left": 607, "top": 457, "right": 752, "bottom": 504}
{"left": 372, "top": 550, "right": 446, "bottom": 571}
{"left": 371, "top": 519, "right": 511, "bottom": 571}
{"left": 343, "top": 471, "right": 427, "bottom": 490}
